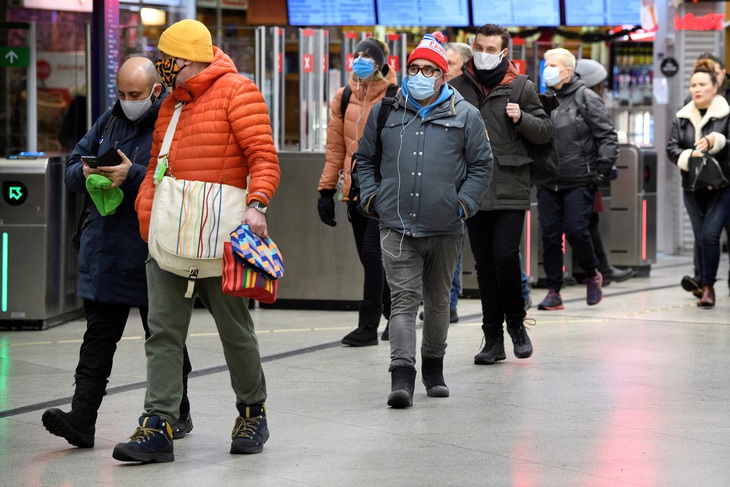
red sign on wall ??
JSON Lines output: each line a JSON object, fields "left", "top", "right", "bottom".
{"left": 346, "top": 53, "right": 354, "bottom": 72}
{"left": 674, "top": 13, "right": 725, "bottom": 31}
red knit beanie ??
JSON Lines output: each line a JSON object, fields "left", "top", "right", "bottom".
{"left": 407, "top": 32, "right": 448, "bottom": 74}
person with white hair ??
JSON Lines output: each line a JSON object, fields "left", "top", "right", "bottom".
{"left": 536, "top": 48, "right": 619, "bottom": 311}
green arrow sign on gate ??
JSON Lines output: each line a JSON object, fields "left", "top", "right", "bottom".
{"left": 0, "top": 47, "right": 30, "bottom": 68}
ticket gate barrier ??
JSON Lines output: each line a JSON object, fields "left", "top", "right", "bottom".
{"left": 0, "top": 156, "right": 83, "bottom": 329}
{"left": 609, "top": 144, "right": 657, "bottom": 275}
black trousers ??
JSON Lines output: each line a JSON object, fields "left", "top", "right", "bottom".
{"left": 466, "top": 209, "right": 526, "bottom": 327}
{"left": 348, "top": 199, "right": 391, "bottom": 317}
{"left": 76, "top": 300, "right": 191, "bottom": 414}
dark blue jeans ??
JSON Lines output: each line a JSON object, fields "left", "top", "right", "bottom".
{"left": 466, "top": 209, "right": 525, "bottom": 326}
{"left": 537, "top": 186, "right": 598, "bottom": 291}
{"left": 683, "top": 187, "right": 730, "bottom": 286}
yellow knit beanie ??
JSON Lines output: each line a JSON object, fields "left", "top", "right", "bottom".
{"left": 158, "top": 19, "right": 213, "bottom": 63}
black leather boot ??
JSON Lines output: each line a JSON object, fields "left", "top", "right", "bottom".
{"left": 387, "top": 366, "right": 416, "bottom": 408}
{"left": 474, "top": 324, "right": 506, "bottom": 365}
{"left": 421, "top": 356, "right": 449, "bottom": 397}
{"left": 341, "top": 301, "right": 382, "bottom": 346}
{"left": 42, "top": 377, "right": 105, "bottom": 448}
{"left": 600, "top": 263, "right": 634, "bottom": 284}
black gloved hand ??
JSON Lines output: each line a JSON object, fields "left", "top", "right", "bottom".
{"left": 593, "top": 172, "right": 611, "bottom": 191}
{"left": 317, "top": 189, "right": 337, "bottom": 226}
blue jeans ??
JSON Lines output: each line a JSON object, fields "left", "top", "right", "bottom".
{"left": 537, "top": 186, "right": 598, "bottom": 291}
{"left": 380, "top": 229, "right": 462, "bottom": 369}
{"left": 683, "top": 187, "right": 730, "bottom": 286}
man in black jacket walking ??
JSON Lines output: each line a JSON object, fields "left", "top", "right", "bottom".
{"left": 537, "top": 48, "right": 619, "bottom": 311}
{"left": 450, "top": 24, "right": 552, "bottom": 365}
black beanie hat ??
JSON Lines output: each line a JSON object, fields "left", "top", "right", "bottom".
{"left": 354, "top": 38, "right": 386, "bottom": 71}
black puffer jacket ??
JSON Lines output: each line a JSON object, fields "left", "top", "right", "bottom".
{"left": 450, "top": 61, "right": 552, "bottom": 210}
{"left": 545, "top": 77, "right": 618, "bottom": 190}
{"left": 667, "top": 95, "right": 730, "bottom": 190}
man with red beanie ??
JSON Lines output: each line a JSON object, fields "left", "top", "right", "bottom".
{"left": 357, "top": 32, "right": 493, "bottom": 408}
{"left": 112, "top": 18, "right": 280, "bottom": 463}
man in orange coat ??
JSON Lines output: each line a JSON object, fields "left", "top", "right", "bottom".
{"left": 113, "top": 19, "right": 280, "bottom": 464}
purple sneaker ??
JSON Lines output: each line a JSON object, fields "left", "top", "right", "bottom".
{"left": 586, "top": 270, "right": 604, "bottom": 305}
{"left": 538, "top": 289, "right": 564, "bottom": 310}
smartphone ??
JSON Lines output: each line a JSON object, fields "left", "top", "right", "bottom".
{"left": 81, "top": 148, "right": 122, "bottom": 168}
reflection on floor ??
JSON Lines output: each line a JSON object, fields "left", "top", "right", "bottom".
{"left": 1, "top": 253, "right": 729, "bottom": 486}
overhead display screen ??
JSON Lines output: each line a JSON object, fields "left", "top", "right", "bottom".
{"left": 472, "top": 0, "right": 560, "bottom": 27}
{"left": 287, "top": 0, "right": 376, "bottom": 25}
{"left": 564, "top": 0, "right": 641, "bottom": 26}
{"left": 377, "top": 0, "right": 469, "bottom": 27}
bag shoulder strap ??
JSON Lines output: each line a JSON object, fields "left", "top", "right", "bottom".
{"left": 340, "top": 85, "right": 352, "bottom": 119}
{"left": 509, "top": 74, "right": 528, "bottom": 105}
{"left": 159, "top": 101, "right": 185, "bottom": 159}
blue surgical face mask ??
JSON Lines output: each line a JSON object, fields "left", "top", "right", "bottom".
{"left": 543, "top": 66, "right": 563, "bottom": 87}
{"left": 353, "top": 56, "right": 376, "bottom": 79}
{"left": 407, "top": 73, "right": 437, "bottom": 100}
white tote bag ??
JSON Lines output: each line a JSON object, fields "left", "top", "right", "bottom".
{"left": 148, "top": 176, "right": 246, "bottom": 280}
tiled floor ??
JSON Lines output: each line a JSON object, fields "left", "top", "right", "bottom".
{"left": 2, "top": 253, "right": 730, "bottom": 486}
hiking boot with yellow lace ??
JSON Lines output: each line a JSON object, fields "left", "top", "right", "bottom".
{"left": 230, "top": 404, "right": 269, "bottom": 454}
{"left": 112, "top": 415, "right": 174, "bottom": 463}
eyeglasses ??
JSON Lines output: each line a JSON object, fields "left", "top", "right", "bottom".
{"left": 406, "top": 64, "right": 442, "bottom": 78}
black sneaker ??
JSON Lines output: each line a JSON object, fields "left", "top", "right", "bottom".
{"left": 681, "top": 275, "right": 703, "bottom": 298}
{"left": 506, "top": 319, "right": 534, "bottom": 359}
{"left": 474, "top": 331, "right": 506, "bottom": 365}
{"left": 42, "top": 408, "right": 95, "bottom": 448}
{"left": 171, "top": 412, "right": 193, "bottom": 440}
{"left": 112, "top": 416, "right": 174, "bottom": 463}
{"left": 230, "top": 405, "right": 269, "bottom": 454}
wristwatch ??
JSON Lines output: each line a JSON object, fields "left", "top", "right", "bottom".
{"left": 248, "top": 201, "right": 268, "bottom": 214}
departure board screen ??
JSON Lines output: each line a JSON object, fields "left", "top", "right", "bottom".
{"left": 377, "top": 0, "right": 469, "bottom": 27}
{"left": 472, "top": 0, "right": 560, "bottom": 27}
{"left": 564, "top": 0, "right": 641, "bottom": 26}
{"left": 287, "top": 0, "right": 376, "bottom": 25}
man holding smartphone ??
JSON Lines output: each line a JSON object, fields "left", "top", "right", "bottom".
{"left": 42, "top": 57, "right": 195, "bottom": 448}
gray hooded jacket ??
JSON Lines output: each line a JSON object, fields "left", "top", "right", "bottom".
{"left": 356, "top": 88, "right": 493, "bottom": 237}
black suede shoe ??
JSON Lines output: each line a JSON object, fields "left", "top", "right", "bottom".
{"left": 231, "top": 405, "right": 269, "bottom": 454}
{"left": 112, "top": 416, "right": 174, "bottom": 463}
{"left": 171, "top": 412, "right": 193, "bottom": 439}
{"left": 42, "top": 408, "right": 95, "bottom": 448}
{"left": 387, "top": 367, "right": 416, "bottom": 408}
{"left": 341, "top": 326, "right": 378, "bottom": 346}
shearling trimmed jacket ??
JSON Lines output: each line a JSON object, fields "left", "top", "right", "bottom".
{"left": 135, "top": 46, "right": 280, "bottom": 241}
{"left": 667, "top": 95, "right": 730, "bottom": 190}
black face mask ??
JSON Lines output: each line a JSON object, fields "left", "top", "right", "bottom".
{"left": 474, "top": 57, "right": 509, "bottom": 89}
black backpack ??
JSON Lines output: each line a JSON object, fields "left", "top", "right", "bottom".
{"left": 346, "top": 84, "right": 399, "bottom": 219}
{"left": 509, "top": 75, "right": 560, "bottom": 186}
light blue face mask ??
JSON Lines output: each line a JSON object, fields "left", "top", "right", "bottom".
{"left": 353, "top": 56, "right": 376, "bottom": 79}
{"left": 543, "top": 66, "right": 563, "bottom": 87}
{"left": 407, "top": 73, "right": 437, "bottom": 100}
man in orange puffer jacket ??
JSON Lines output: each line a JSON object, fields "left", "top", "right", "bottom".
{"left": 114, "top": 19, "right": 280, "bottom": 464}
